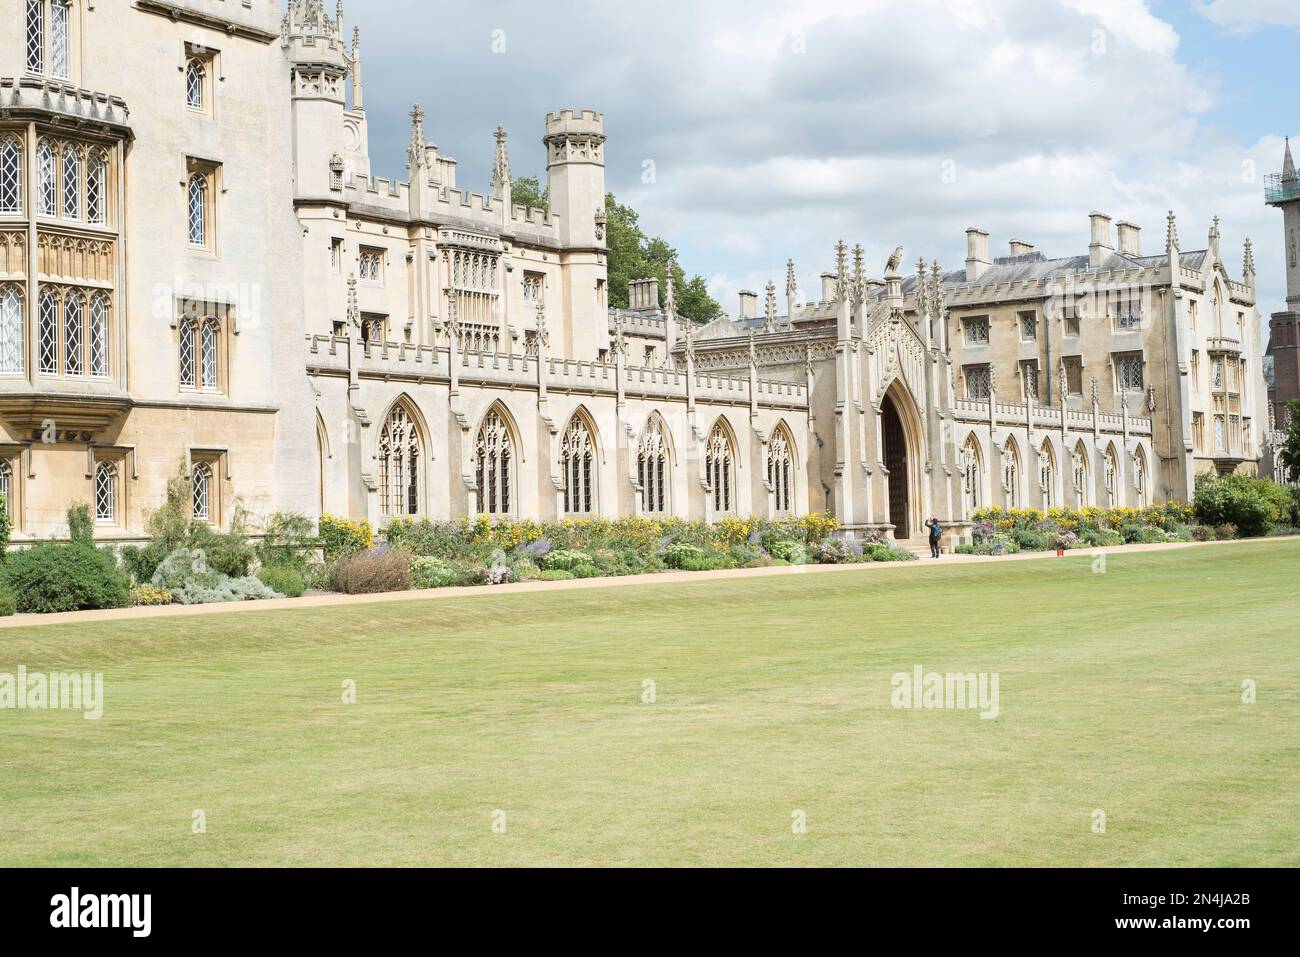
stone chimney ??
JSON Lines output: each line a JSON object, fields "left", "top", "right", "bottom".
{"left": 739, "top": 289, "right": 759, "bottom": 320}
{"left": 1089, "top": 212, "right": 1113, "bottom": 268}
{"left": 628, "top": 277, "right": 660, "bottom": 311}
{"left": 1116, "top": 222, "right": 1142, "bottom": 257}
{"left": 965, "top": 228, "right": 991, "bottom": 282}
{"left": 1008, "top": 239, "right": 1035, "bottom": 257}
{"left": 820, "top": 273, "right": 837, "bottom": 303}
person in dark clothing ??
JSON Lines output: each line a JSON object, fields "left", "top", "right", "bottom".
{"left": 923, "top": 518, "right": 943, "bottom": 558}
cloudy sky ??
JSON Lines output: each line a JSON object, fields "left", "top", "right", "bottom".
{"left": 346, "top": 0, "right": 1298, "bottom": 322}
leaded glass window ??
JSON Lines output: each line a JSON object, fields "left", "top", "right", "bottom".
{"left": 0, "top": 287, "right": 23, "bottom": 375}
{"left": 186, "top": 59, "right": 206, "bottom": 110}
{"left": 1134, "top": 449, "right": 1147, "bottom": 509}
{"left": 1072, "top": 444, "right": 1089, "bottom": 500}
{"left": 26, "top": 0, "right": 44, "bottom": 75}
{"left": 1104, "top": 447, "right": 1119, "bottom": 507}
{"left": 962, "top": 437, "right": 981, "bottom": 511}
{"left": 64, "top": 292, "right": 82, "bottom": 375}
{"left": 188, "top": 174, "right": 207, "bottom": 246}
{"left": 768, "top": 427, "right": 793, "bottom": 515}
{"left": 50, "top": 0, "right": 69, "bottom": 80}
{"left": 638, "top": 417, "right": 669, "bottom": 515}
{"left": 706, "top": 422, "right": 735, "bottom": 514}
{"left": 965, "top": 364, "right": 991, "bottom": 400}
{"left": 0, "top": 459, "right": 12, "bottom": 517}
{"left": 38, "top": 141, "right": 56, "bottom": 216}
{"left": 378, "top": 405, "right": 421, "bottom": 517}
{"left": 200, "top": 319, "right": 218, "bottom": 389}
{"left": 0, "top": 137, "right": 22, "bottom": 213}
{"left": 1039, "top": 443, "right": 1055, "bottom": 508}
{"left": 86, "top": 152, "right": 106, "bottom": 224}
{"left": 179, "top": 321, "right": 196, "bottom": 387}
{"left": 1003, "top": 443, "right": 1020, "bottom": 507}
{"left": 192, "top": 462, "right": 212, "bottom": 522}
{"left": 89, "top": 293, "right": 108, "bottom": 377}
{"left": 475, "top": 409, "right": 513, "bottom": 516}
{"left": 61, "top": 145, "right": 80, "bottom": 220}
{"left": 38, "top": 289, "right": 57, "bottom": 373}
{"left": 94, "top": 461, "right": 116, "bottom": 523}
{"left": 1116, "top": 354, "right": 1143, "bottom": 392}
{"left": 561, "top": 414, "right": 595, "bottom": 515}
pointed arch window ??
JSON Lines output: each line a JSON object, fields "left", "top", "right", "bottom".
{"left": 1134, "top": 448, "right": 1148, "bottom": 509}
{"left": 186, "top": 58, "right": 206, "bottom": 110}
{"left": 0, "top": 458, "right": 12, "bottom": 520}
{"left": 192, "top": 462, "right": 212, "bottom": 522}
{"left": 378, "top": 405, "right": 421, "bottom": 517}
{"left": 1039, "top": 443, "right": 1056, "bottom": 509}
{"left": 179, "top": 320, "right": 196, "bottom": 387}
{"left": 188, "top": 173, "right": 208, "bottom": 247}
{"left": 61, "top": 145, "right": 80, "bottom": 220}
{"left": 1002, "top": 442, "right": 1021, "bottom": 508}
{"left": 706, "top": 422, "right": 735, "bottom": 515}
{"left": 961, "top": 436, "right": 982, "bottom": 511}
{"left": 38, "top": 289, "right": 57, "bottom": 373}
{"left": 638, "top": 417, "right": 669, "bottom": 515}
{"left": 561, "top": 414, "right": 596, "bottom": 515}
{"left": 475, "top": 409, "right": 514, "bottom": 517}
{"left": 768, "top": 426, "right": 794, "bottom": 515}
{"left": 86, "top": 152, "right": 106, "bottom": 225}
{"left": 1104, "top": 446, "right": 1119, "bottom": 508}
{"left": 94, "top": 461, "right": 117, "bottom": 523}
{"left": 37, "top": 140, "right": 56, "bottom": 216}
{"left": 0, "top": 137, "right": 22, "bottom": 214}
{"left": 0, "top": 286, "right": 24, "bottom": 375}
{"left": 64, "top": 291, "right": 83, "bottom": 376}
{"left": 1072, "top": 443, "right": 1091, "bottom": 506}
{"left": 89, "top": 293, "right": 109, "bottom": 377}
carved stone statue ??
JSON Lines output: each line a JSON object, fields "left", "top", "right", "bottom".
{"left": 885, "top": 245, "right": 904, "bottom": 275}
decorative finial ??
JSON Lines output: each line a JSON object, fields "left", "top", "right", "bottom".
{"left": 664, "top": 267, "right": 677, "bottom": 319}
{"left": 764, "top": 280, "right": 778, "bottom": 332}
{"left": 446, "top": 288, "right": 460, "bottom": 338}
{"left": 835, "top": 240, "right": 849, "bottom": 300}
{"left": 786, "top": 258, "right": 797, "bottom": 296}
{"left": 407, "top": 104, "right": 427, "bottom": 172}
{"left": 747, "top": 330, "right": 758, "bottom": 367}
{"left": 535, "top": 299, "right": 549, "bottom": 349}
{"left": 1165, "top": 210, "right": 1180, "bottom": 254}
{"left": 1090, "top": 376, "right": 1099, "bottom": 405}
{"left": 1244, "top": 237, "right": 1256, "bottom": 278}
{"left": 1058, "top": 362, "right": 1067, "bottom": 401}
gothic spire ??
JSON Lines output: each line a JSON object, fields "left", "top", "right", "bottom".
{"left": 1166, "top": 210, "right": 1180, "bottom": 258}
{"left": 1284, "top": 136, "right": 1296, "bottom": 181}
{"left": 1209, "top": 215, "right": 1221, "bottom": 257}
{"left": 786, "top": 258, "right": 797, "bottom": 297}
{"left": 663, "top": 268, "right": 677, "bottom": 320}
{"left": 851, "top": 244, "right": 866, "bottom": 304}
{"left": 1244, "top": 238, "right": 1256, "bottom": 279}
{"left": 834, "top": 240, "right": 849, "bottom": 300}
{"left": 407, "top": 104, "right": 427, "bottom": 173}
{"left": 351, "top": 27, "right": 364, "bottom": 110}
{"left": 491, "top": 125, "right": 511, "bottom": 196}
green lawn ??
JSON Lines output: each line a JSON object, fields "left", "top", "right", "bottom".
{"left": 1, "top": 540, "right": 1297, "bottom": 867}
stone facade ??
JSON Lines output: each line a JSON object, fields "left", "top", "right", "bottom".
{"left": 0, "top": 1, "right": 1271, "bottom": 548}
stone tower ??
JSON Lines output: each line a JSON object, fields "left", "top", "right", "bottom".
{"left": 1266, "top": 138, "right": 1300, "bottom": 426}
{"left": 284, "top": 0, "right": 354, "bottom": 198}
{"left": 545, "top": 110, "right": 608, "bottom": 360}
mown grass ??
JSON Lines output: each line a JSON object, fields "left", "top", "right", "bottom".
{"left": 0, "top": 540, "right": 1296, "bottom": 866}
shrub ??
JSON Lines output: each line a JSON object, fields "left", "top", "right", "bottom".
{"left": 1, "top": 542, "right": 132, "bottom": 613}
{"left": 188, "top": 518, "right": 256, "bottom": 578}
{"left": 0, "top": 491, "right": 10, "bottom": 561}
{"left": 256, "top": 512, "right": 317, "bottom": 571}
{"left": 813, "top": 538, "right": 865, "bottom": 565}
{"left": 319, "top": 514, "right": 375, "bottom": 561}
{"left": 664, "top": 542, "right": 707, "bottom": 570}
{"left": 328, "top": 548, "right": 413, "bottom": 594}
{"left": 1012, "top": 528, "right": 1051, "bottom": 551}
{"left": 570, "top": 562, "right": 602, "bottom": 579}
{"left": 766, "top": 540, "right": 807, "bottom": 564}
{"left": 412, "top": 556, "right": 485, "bottom": 589}
{"left": 1214, "top": 523, "right": 1238, "bottom": 541}
{"left": 0, "top": 588, "right": 15, "bottom": 616}
{"left": 130, "top": 586, "right": 173, "bottom": 607}
{"left": 66, "top": 503, "right": 94, "bottom": 545}
{"left": 538, "top": 569, "right": 575, "bottom": 582}
{"left": 1191, "top": 525, "right": 1217, "bottom": 542}
{"left": 540, "top": 549, "right": 594, "bottom": 572}
{"left": 863, "top": 542, "right": 919, "bottom": 562}
{"left": 1193, "top": 473, "right": 1291, "bottom": 538}
{"left": 256, "top": 565, "right": 306, "bottom": 599}
{"left": 152, "top": 547, "right": 282, "bottom": 605}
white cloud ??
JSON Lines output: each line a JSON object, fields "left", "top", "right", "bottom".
{"left": 1195, "top": 0, "right": 1300, "bottom": 31}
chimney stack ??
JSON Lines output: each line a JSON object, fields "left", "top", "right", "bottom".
{"left": 739, "top": 289, "right": 758, "bottom": 320}
{"left": 965, "top": 228, "right": 991, "bottom": 282}
{"left": 1116, "top": 222, "right": 1142, "bottom": 257}
{"left": 628, "top": 277, "right": 660, "bottom": 312}
{"left": 820, "top": 273, "right": 837, "bottom": 303}
{"left": 1089, "top": 212, "right": 1113, "bottom": 268}
{"left": 1008, "top": 239, "right": 1035, "bottom": 257}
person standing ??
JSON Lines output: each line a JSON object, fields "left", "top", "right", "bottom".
{"left": 923, "top": 518, "right": 943, "bottom": 559}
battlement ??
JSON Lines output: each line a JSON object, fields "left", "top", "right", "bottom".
{"left": 544, "top": 109, "right": 605, "bottom": 139}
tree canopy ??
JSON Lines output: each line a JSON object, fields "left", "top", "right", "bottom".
{"left": 507, "top": 177, "right": 722, "bottom": 326}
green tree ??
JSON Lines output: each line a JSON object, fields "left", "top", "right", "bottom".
{"left": 1278, "top": 399, "right": 1300, "bottom": 485}
{"left": 510, "top": 177, "right": 722, "bottom": 326}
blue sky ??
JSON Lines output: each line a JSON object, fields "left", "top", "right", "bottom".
{"left": 348, "top": 0, "right": 1297, "bottom": 322}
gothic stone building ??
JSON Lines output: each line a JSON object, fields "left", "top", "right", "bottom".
{"left": 0, "top": 0, "right": 1270, "bottom": 549}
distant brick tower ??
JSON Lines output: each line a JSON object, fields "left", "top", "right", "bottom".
{"left": 1266, "top": 138, "right": 1300, "bottom": 428}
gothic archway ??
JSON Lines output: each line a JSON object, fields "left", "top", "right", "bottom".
{"left": 881, "top": 383, "right": 922, "bottom": 540}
